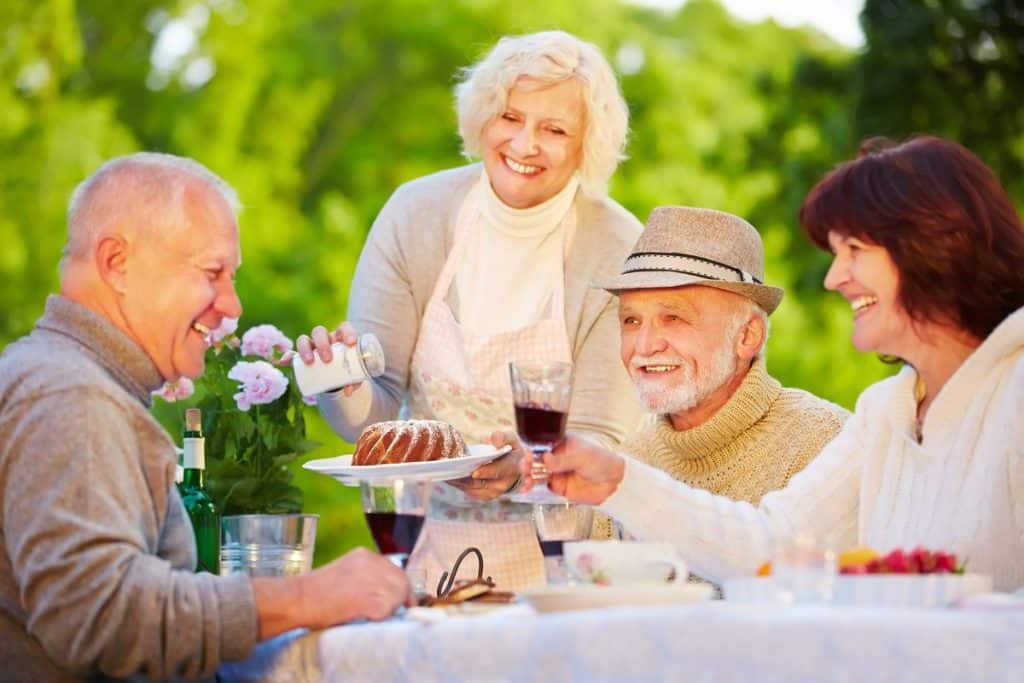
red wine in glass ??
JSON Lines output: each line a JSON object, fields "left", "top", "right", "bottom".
{"left": 514, "top": 402, "right": 569, "bottom": 449}
{"left": 538, "top": 539, "right": 565, "bottom": 557}
{"left": 366, "top": 512, "right": 425, "bottom": 557}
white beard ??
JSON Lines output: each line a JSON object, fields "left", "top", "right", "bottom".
{"left": 630, "top": 337, "right": 739, "bottom": 416}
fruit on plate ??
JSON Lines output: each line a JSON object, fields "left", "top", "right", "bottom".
{"left": 838, "top": 546, "right": 880, "bottom": 571}
{"left": 839, "top": 546, "right": 961, "bottom": 575}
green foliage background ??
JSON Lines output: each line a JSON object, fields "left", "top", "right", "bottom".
{"left": 3, "top": 0, "right": 1022, "bottom": 565}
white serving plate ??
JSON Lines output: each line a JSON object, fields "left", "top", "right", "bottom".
{"left": 723, "top": 573, "right": 993, "bottom": 608}
{"left": 521, "top": 582, "right": 713, "bottom": 614}
{"left": 302, "top": 444, "right": 511, "bottom": 486}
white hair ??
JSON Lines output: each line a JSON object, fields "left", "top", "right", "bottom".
{"left": 62, "top": 152, "right": 239, "bottom": 276}
{"left": 454, "top": 30, "right": 630, "bottom": 197}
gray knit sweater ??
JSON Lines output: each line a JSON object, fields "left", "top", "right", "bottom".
{"left": 0, "top": 296, "right": 256, "bottom": 681}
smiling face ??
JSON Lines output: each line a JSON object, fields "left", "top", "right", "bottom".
{"left": 619, "top": 286, "right": 754, "bottom": 423}
{"left": 121, "top": 182, "right": 243, "bottom": 381}
{"left": 481, "top": 76, "right": 586, "bottom": 209}
{"left": 824, "top": 231, "right": 915, "bottom": 357}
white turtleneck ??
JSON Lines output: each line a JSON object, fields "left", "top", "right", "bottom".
{"left": 453, "top": 173, "right": 579, "bottom": 336}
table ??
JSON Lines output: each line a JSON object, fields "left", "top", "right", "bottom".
{"left": 222, "top": 602, "right": 1024, "bottom": 682}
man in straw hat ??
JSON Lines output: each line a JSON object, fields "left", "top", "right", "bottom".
{"left": 586, "top": 206, "right": 847, "bottom": 519}
{"left": 470, "top": 206, "right": 846, "bottom": 522}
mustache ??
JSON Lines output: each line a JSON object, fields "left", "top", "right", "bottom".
{"left": 630, "top": 355, "right": 685, "bottom": 371}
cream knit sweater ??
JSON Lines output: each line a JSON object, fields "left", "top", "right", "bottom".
{"left": 594, "top": 359, "right": 848, "bottom": 538}
{"left": 603, "top": 306, "right": 1024, "bottom": 592}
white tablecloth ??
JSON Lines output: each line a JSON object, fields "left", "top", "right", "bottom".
{"left": 222, "top": 603, "right": 1024, "bottom": 682}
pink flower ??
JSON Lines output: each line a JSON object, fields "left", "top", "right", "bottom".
{"left": 210, "top": 317, "right": 239, "bottom": 345}
{"left": 228, "top": 360, "right": 288, "bottom": 411}
{"left": 152, "top": 377, "right": 195, "bottom": 403}
{"left": 302, "top": 394, "right": 317, "bottom": 406}
{"left": 241, "top": 324, "right": 293, "bottom": 360}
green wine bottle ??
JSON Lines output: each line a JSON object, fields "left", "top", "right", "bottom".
{"left": 179, "top": 408, "right": 220, "bottom": 574}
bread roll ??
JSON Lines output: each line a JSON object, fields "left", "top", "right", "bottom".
{"left": 352, "top": 419, "right": 466, "bottom": 466}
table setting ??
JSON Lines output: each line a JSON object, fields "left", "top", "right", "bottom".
{"left": 223, "top": 358, "right": 1024, "bottom": 682}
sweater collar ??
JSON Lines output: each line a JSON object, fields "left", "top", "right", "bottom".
{"left": 36, "top": 295, "right": 165, "bottom": 406}
{"left": 480, "top": 170, "right": 579, "bottom": 238}
{"left": 653, "top": 358, "right": 781, "bottom": 462}
{"left": 899, "top": 304, "right": 1024, "bottom": 443}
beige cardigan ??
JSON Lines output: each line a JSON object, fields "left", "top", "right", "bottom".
{"left": 320, "top": 163, "right": 646, "bottom": 448}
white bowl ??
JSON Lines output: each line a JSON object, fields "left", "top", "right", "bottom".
{"left": 831, "top": 573, "right": 992, "bottom": 607}
{"left": 724, "top": 573, "right": 992, "bottom": 608}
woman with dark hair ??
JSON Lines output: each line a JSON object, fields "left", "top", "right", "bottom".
{"left": 508, "top": 135, "right": 1024, "bottom": 591}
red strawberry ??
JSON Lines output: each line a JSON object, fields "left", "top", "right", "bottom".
{"left": 908, "top": 547, "right": 936, "bottom": 574}
{"left": 882, "top": 548, "right": 909, "bottom": 573}
{"left": 934, "top": 552, "right": 958, "bottom": 573}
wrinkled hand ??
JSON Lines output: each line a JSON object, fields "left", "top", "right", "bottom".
{"left": 448, "top": 431, "right": 525, "bottom": 501}
{"left": 291, "top": 321, "right": 362, "bottom": 396}
{"left": 518, "top": 432, "right": 626, "bottom": 506}
{"left": 299, "top": 547, "right": 413, "bottom": 626}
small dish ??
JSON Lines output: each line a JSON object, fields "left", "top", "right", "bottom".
{"left": 723, "top": 573, "right": 993, "bottom": 608}
{"left": 521, "top": 582, "right": 713, "bottom": 614}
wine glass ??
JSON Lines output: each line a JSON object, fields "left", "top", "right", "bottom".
{"left": 534, "top": 502, "right": 594, "bottom": 584}
{"left": 508, "top": 360, "right": 573, "bottom": 487}
{"left": 360, "top": 479, "right": 431, "bottom": 568}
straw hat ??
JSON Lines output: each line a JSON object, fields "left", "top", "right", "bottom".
{"left": 594, "top": 206, "right": 784, "bottom": 314}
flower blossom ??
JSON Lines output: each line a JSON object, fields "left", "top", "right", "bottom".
{"left": 241, "top": 324, "right": 293, "bottom": 360}
{"left": 210, "top": 317, "right": 239, "bottom": 345}
{"left": 228, "top": 360, "right": 288, "bottom": 411}
{"left": 152, "top": 378, "right": 195, "bottom": 403}
{"left": 302, "top": 394, "right": 318, "bottom": 406}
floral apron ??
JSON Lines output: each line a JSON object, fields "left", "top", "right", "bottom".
{"left": 405, "top": 176, "right": 575, "bottom": 591}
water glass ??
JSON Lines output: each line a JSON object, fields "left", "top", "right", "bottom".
{"left": 772, "top": 532, "right": 837, "bottom": 604}
{"left": 220, "top": 514, "right": 319, "bottom": 577}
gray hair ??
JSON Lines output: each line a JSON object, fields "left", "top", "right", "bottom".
{"left": 62, "top": 152, "right": 239, "bottom": 276}
{"left": 454, "top": 30, "right": 630, "bottom": 197}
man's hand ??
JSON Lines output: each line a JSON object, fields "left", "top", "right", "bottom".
{"left": 447, "top": 431, "right": 525, "bottom": 501}
{"left": 518, "top": 432, "right": 626, "bottom": 506}
{"left": 253, "top": 547, "right": 412, "bottom": 639}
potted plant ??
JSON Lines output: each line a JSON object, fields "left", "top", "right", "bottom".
{"left": 152, "top": 319, "right": 321, "bottom": 576}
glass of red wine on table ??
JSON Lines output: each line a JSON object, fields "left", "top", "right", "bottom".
{"left": 509, "top": 360, "right": 591, "bottom": 583}
{"left": 360, "top": 479, "right": 431, "bottom": 569}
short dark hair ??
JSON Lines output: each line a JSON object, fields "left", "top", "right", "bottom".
{"left": 800, "top": 136, "right": 1024, "bottom": 341}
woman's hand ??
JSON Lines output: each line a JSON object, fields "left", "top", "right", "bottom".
{"left": 293, "top": 321, "right": 362, "bottom": 396}
{"left": 448, "top": 431, "right": 525, "bottom": 501}
{"left": 518, "top": 433, "right": 626, "bottom": 506}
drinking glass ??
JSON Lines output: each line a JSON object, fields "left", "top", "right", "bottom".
{"left": 508, "top": 360, "right": 573, "bottom": 485}
{"left": 534, "top": 502, "right": 594, "bottom": 585}
{"left": 360, "top": 479, "right": 431, "bottom": 568}
{"left": 772, "top": 531, "right": 837, "bottom": 604}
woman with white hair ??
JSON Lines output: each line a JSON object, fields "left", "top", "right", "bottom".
{"left": 296, "top": 31, "right": 644, "bottom": 590}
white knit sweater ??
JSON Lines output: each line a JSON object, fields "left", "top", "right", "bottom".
{"left": 604, "top": 306, "right": 1024, "bottom": 591}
